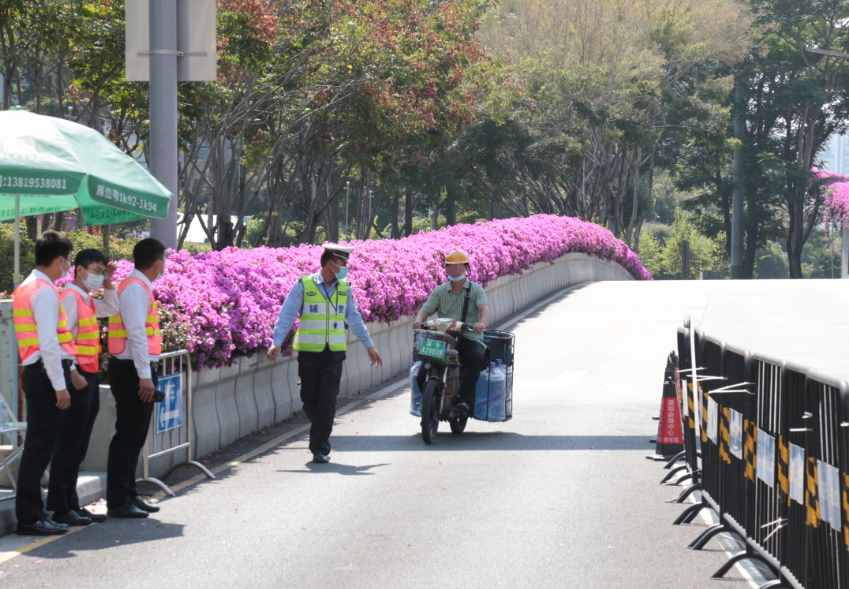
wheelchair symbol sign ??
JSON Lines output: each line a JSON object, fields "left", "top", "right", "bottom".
{"left": 155, "top": 374, "right": 183, "bottom": 434}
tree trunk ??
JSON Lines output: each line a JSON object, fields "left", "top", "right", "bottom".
{"left": 786, "top": 198, "right": 804, "bottom": 278}
{"left": 445, "top": 184, "right": 456, "bottom": 226}
{"left": 325, "top": 184, "right": 339, "bottom": 242}
{"left": 390, "top": 193, "right": 400, "bottom": 239}
{"left": 102, "top": 225, "right": 111, "bottom": 258}
{"left": 52, "top": 211, "right": 65, "bottom": 231}
{"left": 730, "top": 75, "right": 747, "bottom": 279}
{"left": 2, "top": 63, "right": 16, "bottom": 110}
{"left": 404, "top": 190, "right": 413, "bottom": 236}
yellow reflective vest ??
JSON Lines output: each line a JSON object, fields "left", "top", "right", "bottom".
{"left": 293, "top": 276, "right": 348, "bottom": 352}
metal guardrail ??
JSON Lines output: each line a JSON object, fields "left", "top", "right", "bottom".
{"left": 136, "top": 349, "right": 214, "bottom": 496}
{"left": 0, "top": 300, "right": 18, "bottom": 424}
{"left": 664, "top": 322, "right": 849, "bottom": 589}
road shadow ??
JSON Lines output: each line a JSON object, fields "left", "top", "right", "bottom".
{"left": 15, "top": 519, "right": 185, "bottom": 560}
{"left": 277, "top": 462, "right": 390, "bottom": 476}
{"left": 328, "top": 432, "right": 653, "bottom": 452}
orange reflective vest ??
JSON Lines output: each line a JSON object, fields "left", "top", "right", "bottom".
{"left": 12, "top": 278, "right": 76, "bottom": 363}
{"left": 61, "top": 287, "right": 101, "bottom": 373}
{"left": 107, "top": 277, "right": 162, "bottom": 356}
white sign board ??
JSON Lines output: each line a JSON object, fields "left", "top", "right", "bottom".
{"left": 126, "top": 0, "right": 217, "bottom": 82}
{"left": 756, "top": 429, "right": 775, "bottom": 488}
{"left": 707, "top": 398, "right": 719, "bottom": 444}
{"left": 789, "top": 443, "right": 805, "bottom": 505}
{"left": 729, "top": 409, "right": 743, "bottom": 460}
{"left": 818, "top": 460, "right": 842, "bottom": 531}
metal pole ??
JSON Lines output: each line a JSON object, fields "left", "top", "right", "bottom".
{"left": 13, "top": 194, "right": 20, "bottom": 286}
{"left": 842, "top": 228, "right": 848, "bottom": 278}
{"left": 148, "top": 0, "right": 179, "bottom": 249}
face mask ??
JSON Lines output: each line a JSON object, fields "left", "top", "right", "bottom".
{"left": 84, "top": 273, "right": 104, "bottom": 291}
{"left": 448, "top": 274, "right": 466, "bottom": 283}
{"left": 154, "top": 261, "right": 165, "bottom": 281}
{"left": 335, "top": 267, "right": 348, "bottom": 281}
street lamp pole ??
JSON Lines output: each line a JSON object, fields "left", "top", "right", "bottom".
{"left": 806, "top": 45, "right": 849, "bottom": 278}
{"left": 148, "top": 0, "right": 179, "bottom": 249}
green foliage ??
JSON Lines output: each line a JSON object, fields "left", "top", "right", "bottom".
{"left": 639, "top": 211, "right": 727, "bottom": 279}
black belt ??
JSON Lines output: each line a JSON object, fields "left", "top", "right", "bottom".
{"left": 24, "top": 358, "right": 73, "bottom": 371}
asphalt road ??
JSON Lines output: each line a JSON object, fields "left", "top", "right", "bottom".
{"left": 3, "top": 279, "right": 845, "bottom": 589}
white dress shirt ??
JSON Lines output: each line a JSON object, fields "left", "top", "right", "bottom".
{"left": 61, "top": 282, "right": 119, "bottom": 363}
{"left": 115, "top": 269, "right": 159, "bottom": 379}
{"left": 19, "top": 269, "right": 67, "bottom": 391}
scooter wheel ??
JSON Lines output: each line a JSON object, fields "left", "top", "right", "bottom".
{"left": 450, "top": 415, "right": 468, "bottom": 434}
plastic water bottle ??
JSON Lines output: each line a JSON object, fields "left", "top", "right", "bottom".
{"left": 487, "top": 362, "right": 507, "bottom": 421}
{"left": 410, "top": 361, "right": 423, "bottom": 417}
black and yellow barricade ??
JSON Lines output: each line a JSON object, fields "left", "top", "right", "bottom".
{"left": 780, "top": 364, "right": 812, "bottom": 589}
{"left": 796, "top": 370, "right": 848, "bottom": 589}
{"left": 659, "top": 324, "right": 849, "bottom": 589}
{"left": 669, "top": 325, "right": 704, "bottom": 506}
{"left": 709, "top": 350, "right": 787, "bottom": 583}
{"left": 688, "top": 343, "right": 754, "bottom": 554}
{"left": 672, "top": 331, "right": 727, "bottom": 522}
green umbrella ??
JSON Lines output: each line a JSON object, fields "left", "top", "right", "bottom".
{"left": 0, "top": 109, "right": 172, "bottom": 283}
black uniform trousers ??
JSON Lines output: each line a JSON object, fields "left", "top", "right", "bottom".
{"left": 106, "top": 359, "right": 156, "bottom": 509}
{"left": 416, "top": 337, "right": 487, "bottom": 408}
{"left": 298, "top": 347, "right": 345, "bottom": 455}
{"left": 47, "top": 369, "right": 100, "bottom": 515}
{"left": 16, "top": 360, "right": 72, "bottom": 525}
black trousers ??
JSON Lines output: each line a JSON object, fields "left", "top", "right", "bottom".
{"left": 47, "top": 370, "right": 100, "bottom": 515}
{"left": 16, "top": 360, "right": 72, "bottom": 525}
{"left": 106, "top": 359, "right": 156, "bottom": 509}
{"left": 417, "top": 337, "right": 487, "bottom": 407}
{"left": 298, "top": 348, "right": 345, "bottom": 454}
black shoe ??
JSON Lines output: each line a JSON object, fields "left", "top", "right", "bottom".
{"left": 16, "top": 519, "right": 68, "bottom": 536}
{"left": 107, "top": 504, "right": 150, "bottom": 519}
{"left": 312, "top": 452, "right": 330, "bottom": 464}
{"left": 320, "top": 441, "right": 332, "bottom": 455}
{"left": 52, "top": 510, "right": 92, "bottom": 527}
{"left": 133, "top": 497, "right": 160, "bottom": 513}
{"left": 43, "top": 515, "right": 70, "bottom": 530}
{"left": 76, "top": 508, "right": 107, "bottom": 523}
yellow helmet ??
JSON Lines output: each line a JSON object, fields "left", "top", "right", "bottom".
{"left": 444, "top": 250, "right": 470, "bottom": 265}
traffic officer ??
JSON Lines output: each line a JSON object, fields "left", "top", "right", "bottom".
{"left": 415, "top": 251, "right": 490, "bottom": 415}
{"left": 105, "top": 238, "right": 165, "bottom": 518}
{"left": 267, "top": 243, "right": 383, "bottom": 464}
{"left": 46, "top": 249, "right": 118, "bottom": 526}
{"left": 12, "top": 232, "right": 75, "bottom": 536}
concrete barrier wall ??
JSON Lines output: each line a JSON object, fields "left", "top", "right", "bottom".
{"left": 82, "top": 252, "right": 633, "bottom": 475}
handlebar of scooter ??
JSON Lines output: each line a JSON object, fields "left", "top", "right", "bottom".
{"left": 415, "top": 320, "right": 476, "bottom": 335}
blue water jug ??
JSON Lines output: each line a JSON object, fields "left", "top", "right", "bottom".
{"left": 410, "top": 361, "right": 423, "bottom": 417}
{"left": 474, "top": 361, "right": 508, "bottom": 421}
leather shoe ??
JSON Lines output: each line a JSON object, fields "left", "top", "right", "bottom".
{"left": 312, "top": 452, "right": 330, "bottom": 464}
{"left": 16, "top": 519, "right": 68, "bottom": 536}
{"left": 133, "top": 497, "right": 160, "bottom": 513}
{"left": 52, "top": 510, "right": 92, "bottom": 526}
{"left": 107, "top": 504, "right": 149, "bottom": 519}
{"left": 76, "top": 508, "right": 107, "bottom": 523}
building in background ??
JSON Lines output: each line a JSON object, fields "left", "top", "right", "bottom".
{"left": 821, "top": 132, "right": 849, "bottom": 175}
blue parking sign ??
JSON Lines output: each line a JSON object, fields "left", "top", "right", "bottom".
{"left": 156, "top": 374, "right": 183, "bottom": 434}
